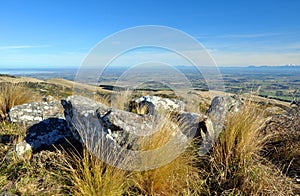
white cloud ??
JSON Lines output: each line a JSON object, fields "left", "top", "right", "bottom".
{"left": 0, "top": 52, "right": 85, "bottom": 68}
{"left": 196, "top": 32, "right": 287, "bottom": 39}
{"left": 195, "top": 32, "right": 300, "bottom": 66}
{"left": 0, "top": 45, "right": 50, "bottom": 50}
{"left": 1, "top": 39, "right": 299, "bottom": 68}
{"left": 211, "top": 51, "right": 300, "bottom": 66}
{"left": 104, "top": 47, "right": 300, "bottom": 67}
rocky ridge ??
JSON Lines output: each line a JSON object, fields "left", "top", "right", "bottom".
{"left": 12, "top": 95, "right": 216, "bottom": 156}
{"left": 4, "top": 93, "right": 299, "bottom": 182}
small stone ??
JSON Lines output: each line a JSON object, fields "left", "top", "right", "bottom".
{"left": 42, "top": 95, "right": 55, "bottom": 102}
{"left": 15, "top": 141, "right": 32, "bottom": 156}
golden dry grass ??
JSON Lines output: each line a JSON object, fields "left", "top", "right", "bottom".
{"left": 59, "top": 99, "right": 299, "bottom": 195}
{"left": 60, "top": 113, "right": 204, "bottom": 196}
{"left": 1, "top": 86, "right": 299, "bottom": 195}
{"left": 60, "top": 149, "right": 128, "bottom": 196}
{"left": 0, "top": 83, "right": 35, "bottom": 121}
{"left": 129, "top": 114, "right": 203, "bottom": 195}
{"left": 203, "top": 104, "right": 298, "bottom": 195}
{"left": 130, "top": 151, "right": 203, "bottom": 195}
{"left": 110, "top": 90, "right": 132, "bottom": 110}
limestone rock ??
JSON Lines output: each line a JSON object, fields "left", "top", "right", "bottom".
{"left": 206, "top": 95, "right": 243, "bottom": 133}
{"left": 207, "top": 95, "right": 243, "bottom": 120}
{"left": 9, "top": 100, "right": 64, "bottom": 127}
{"left": 26, "top": 118, "right": 72, "bottom": 151}
{"left": 62, "top": 96, "right": 216, "bottom": 154}
{"left": 10, "top": 99, "right": 74, "bottom": 156}
{"left": 61, "top": 95, "right": 157, "bottom": 150}
{"left": 130, "top": 95, "right": 185, "bottom": 114}
{"left": 15, "top": 118, "right": 73, "bottom": 155}
{"left": 14, "top": 95, "right": 218, "bottom": 157}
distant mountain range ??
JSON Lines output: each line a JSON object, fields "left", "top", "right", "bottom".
{"left": 247, "top": 65, "right": 300, "bottom": 68}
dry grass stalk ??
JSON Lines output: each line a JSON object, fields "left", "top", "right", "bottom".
{"left": 0, "top": 83, "right": 34, "bottom": 121}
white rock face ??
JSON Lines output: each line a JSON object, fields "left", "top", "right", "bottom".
{"left": 13, "top": 95, "right": 226, "bottom": 158}
{"left": 62, "top": 96, "right": 216, "bottom": 151}
{"left": 206, "top": 95, "right": 243, "bottom": 134}
{"left": 9, "top": 100, "right": 64, "bottom": 127}
{"left": 133, "top": 96, "right": 185, "bottom": 113}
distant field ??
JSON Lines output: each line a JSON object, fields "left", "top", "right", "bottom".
{"left": 1, "top": 65, "right": 299, "bottom": 102}
{"left": 219, "top": 66, "right": 300, "bottom": 102}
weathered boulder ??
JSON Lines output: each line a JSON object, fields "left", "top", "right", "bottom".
{"left": 28, "top": 118, "right": 71, "bottom": 150}
{"left": 9, "top": 100, "right": 64, "bottom": 127}
{"left": 130, "top": 95, "right": 185, "bottom": 114}
{"left": 62, "top": 96, "right": 162, "bottom": 150}
{"left": 206, "top": 95, "right": 243, "bottom": 133}
{"left": 178, "top": 111, "right": 216, "bottom": 154}
{"left": 10, "top": 99, "right": 73, "bottom": 156}
{"left": 14, "top": 95, "right": 218, "bottom": 157}
{"left": 61, "top": 96, "right": 215, "bottom": 152}
{"left": 15, "top": 118, "right": 73, "bottom": 156}
{"left": 207, "top": 95, "right": 243, "bottom": 120}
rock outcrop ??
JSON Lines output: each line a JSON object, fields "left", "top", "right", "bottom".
{"left": 9, "top": 98, "right": 71, "bottom": 156}
{"left": 207, "top": 95, "right": 243, "bottom": 120}
{"left": 12, "top": 95, "right": 245, "bottom": 157}
{"left": 206, "top": 95, "right": 243, "bottom": 133}
{"left": 9, "top": 100, "right": 64, "bottom": 127}
{"left": 25, "top": 118, "right": 72, "bottom": 151}
{"left": 130, "top": 95, "right": 185, "bottom": 114}
{"left": 62, "top": 96, "right": 154, "bottom": 150}
{"left": 61, "top": 96, "right": 213, "bottom": 152}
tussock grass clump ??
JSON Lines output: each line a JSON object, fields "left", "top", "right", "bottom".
{"left": 130, "top": 151, "right": 203, "bottom": 195}
{"left": 0, "top": 83, "right": 34, "bottom": 121}
{"left": 203, "top": 104, "right": 297, "bottom": 195}
{"left": 261, "top": 111, "right": 300, "bottom": 180}
{"left": 110, "top": 90, "right": 132, "bottom": 110}
{"left": 61, "top": 149, "right": 128, "bottom": 196}
{"left": 60, "top": 113, "right": 204, "bottom": 196}
{"left": 129, "top": 115, "right": 203, "bottom": 195}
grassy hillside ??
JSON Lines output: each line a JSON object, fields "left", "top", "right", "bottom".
{"left": 0, "top": 77, "right": 299, "bottom": 195}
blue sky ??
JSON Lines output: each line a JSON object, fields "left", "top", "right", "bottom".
{"left": 0, "top": 0, "right": 300, "bottom": 68}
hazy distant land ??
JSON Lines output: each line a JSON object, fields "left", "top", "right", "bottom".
{"left": 0, "top": 65, "right": 299, "bottom": 102}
